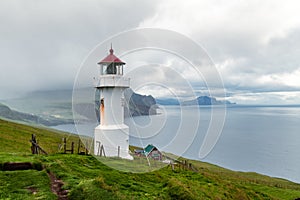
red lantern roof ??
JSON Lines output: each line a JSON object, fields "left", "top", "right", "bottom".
{"left": 98, "top": 48, "right": 125, "bottom": 65}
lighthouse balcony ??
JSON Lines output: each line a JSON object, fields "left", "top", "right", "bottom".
{"left": 94, "top": 75, "right": 130, "bottom": 88}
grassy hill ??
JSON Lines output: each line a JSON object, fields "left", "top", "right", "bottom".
{"left": 0, "top": 118, "right": 79, "bottom": 154}
{"left": 1, "top": 119, "right": 300, "bottom": 199}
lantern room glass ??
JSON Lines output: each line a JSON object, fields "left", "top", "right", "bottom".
{"left": 100, "top": 63, "right": 123, "bottom": 75}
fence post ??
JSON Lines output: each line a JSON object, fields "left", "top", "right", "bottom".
{"left": 30, "top": 134, "right": 47, "bottom": 155}
{"left": 85, "top": 141, "right": 89, "bottom": 155}
{"left": 78, "top": 139, "right": 81, "bottom": 154}
{"left": 31, "top": 134, "right": 37, "bottom": 154}
{"left": 96, "top": 141, "right": 101, "bottom": 156}
{"left": 99, "top": 145, "right": 106, "bottom": 157}
{"left": 63, "top": 138, "right": 67, "bottom": 154}
{"left": 71, "top": 142, "right": 74, "bottom": 154}
{"left": 100, "top": 145, "right": 103, "bottom": 157}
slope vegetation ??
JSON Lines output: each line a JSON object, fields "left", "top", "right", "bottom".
{"left": 0, "top": 119, "right": 300, "bottom": 199}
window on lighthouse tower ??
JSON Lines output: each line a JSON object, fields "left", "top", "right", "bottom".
{"left": 106, "top": 63, "right": 117, "bottom": 74}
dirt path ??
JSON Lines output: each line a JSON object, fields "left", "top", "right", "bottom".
{"left": 48, "top": 172, "right": 69, "bottom": 200}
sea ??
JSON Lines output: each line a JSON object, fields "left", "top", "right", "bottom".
{"left": 52, "top": 105, "right": 300, "bottom": 183}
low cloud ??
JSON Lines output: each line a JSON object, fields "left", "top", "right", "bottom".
{"left": 1, "top": 0, "right": 300, "bottom": 104}
{"left": 139, "top": 0, "right": 300, "bottom": 104}
{"left": 0, "top": 0, "right": 157, "bottom": 99}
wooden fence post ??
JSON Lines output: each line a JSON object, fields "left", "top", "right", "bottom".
{"left": 31, "top": 134, "right": 38, "bottom": 154}
{"left": 85, "top": 141, "right": 89, "bottom": 155}
{"left": 100, "top": 145, "right": 103, "bottom": 157}
{"left": 96, "top": 141, "right": 101, "bottom": 156}
{"left": 78, "top": 139, "right": 81, "bottom": 154}
{"left": 63, "top": 138, "right": 67, "bottom": 154}
{"left": 30, "top": 134, "right": 48, "bottom": 155}
{"left": 71, "top": 142, "right": 74, "bottom": 154}
{"left": 99, "top": 145, "right": 106, "bottom": 157}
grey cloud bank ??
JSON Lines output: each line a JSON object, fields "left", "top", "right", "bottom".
{"left": 1, "top": 0, "right": 300, "bottom": 104}
{"left": 0, "top": 0, "right": 157, "bottom": 98}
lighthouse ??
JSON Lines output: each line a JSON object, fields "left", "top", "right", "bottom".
{"left": 94, "top": 47, "right": 133, "bottom": 160}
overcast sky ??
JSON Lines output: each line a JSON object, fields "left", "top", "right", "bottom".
{"left": 1, "top": 0, "right": 300, "bottom": 104}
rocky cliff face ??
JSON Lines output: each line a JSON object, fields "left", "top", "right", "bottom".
{"left": 124, "top": 89, "right": 158, "bottom": 117}
{"left": 93, "top": 88, "right": 158, "bottom": 122}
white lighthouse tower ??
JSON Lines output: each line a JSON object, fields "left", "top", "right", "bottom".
{"left": 94, "top": 47, "right": 133, "bottom": 160}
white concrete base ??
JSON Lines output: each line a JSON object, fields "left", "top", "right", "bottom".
{"left": 94, "top": 124, "right": 133, "bottom": 160}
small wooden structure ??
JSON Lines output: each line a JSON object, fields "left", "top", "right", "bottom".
{"left": 77, "top": 138, "right": 89, "bottom": 155}
{"left": 61, "top": 138, "right": 89, "bottom": 155}
{"left": 30, "top": 134, "right": 47, "bottom": 155}
{"left": 145, "top": 144, "right": 162, "bottom": 160}
{"left": 166, "top": 159, "right": 198, "bottom": 172}
{"left": 95, "top": 141, "right": 126, "bottom": 158}
{"left": 63, "top": 138, "right": 74, "bottom": 154}
{"left": 95, "top": 141, "right": 106, "bottom": 157}
{"left": 135, "top": 144, "right": 162, "bottom": 160}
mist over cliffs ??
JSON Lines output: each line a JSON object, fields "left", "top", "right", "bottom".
{"left": 1, "top": 89, "right": 158, "bottom": 126}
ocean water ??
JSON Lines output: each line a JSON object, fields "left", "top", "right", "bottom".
{"left": 52, "top": 105, "right": 300, "bottom": 183}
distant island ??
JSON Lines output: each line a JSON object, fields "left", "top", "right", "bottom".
{"left": 157, "top": 96, "right": 235, "bottom": 106}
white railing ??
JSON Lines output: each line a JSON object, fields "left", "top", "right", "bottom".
{"left": 94, "top": 76, "right": 130, "bottom": 88}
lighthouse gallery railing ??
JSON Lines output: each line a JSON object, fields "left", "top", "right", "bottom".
{"left": 94, "top": 76, "right": 130, "bottom": 88}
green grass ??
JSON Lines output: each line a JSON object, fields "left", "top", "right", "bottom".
{"left": 0, "top": 169, "right": 55, "bottom": 200}
{"left": 0, "top": 119, "right": 82, "bottom": 154}
{"left": 1, "top": 119, "right": 300, "bottom": 199}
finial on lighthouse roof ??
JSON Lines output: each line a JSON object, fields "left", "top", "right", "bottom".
{"left": 98, "top": 44, "right": 125, "bottom": 65}
{"left": 109, "top": 43, "right": 114, "bottom": 54}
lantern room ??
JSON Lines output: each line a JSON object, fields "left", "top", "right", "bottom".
{"left": 98, "top": 47, "right": 125, "bottom": 76}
